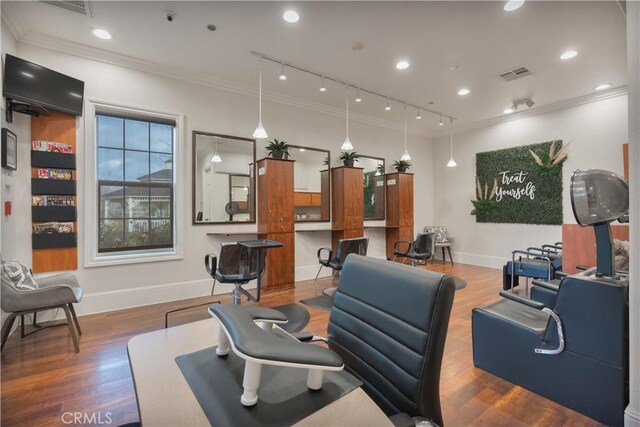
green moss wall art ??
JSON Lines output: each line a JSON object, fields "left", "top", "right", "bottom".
{"left": 472, "top": 140, "right": 568, "bottom": 225}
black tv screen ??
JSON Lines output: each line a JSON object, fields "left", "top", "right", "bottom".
{"left": 3, "top": 54, "right": 84, "bottom": 116}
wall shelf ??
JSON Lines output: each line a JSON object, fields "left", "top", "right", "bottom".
{"left": 32, "top": 206, "right": 77, "bottom": 222}
{"left": 31, "top": 178, "right": 77, "bottom": 195}
{"left": 31, "top": 151, "right": 76, "bottom": 169}
{"left": 32, "top": 233, "right": 77, "bottom": 250}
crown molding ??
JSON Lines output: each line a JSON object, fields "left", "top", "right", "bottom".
{"left": 431, "top": 85, "right": 628, "bottom": 139}
{"left": 15, "top": 31, "right": 429, "bottom": 137}
{"left": 1, "top": 3, "right": 28, "bottom": 41}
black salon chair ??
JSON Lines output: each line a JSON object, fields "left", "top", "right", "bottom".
{"left": 472, "top": 275, "right": 628, "bottom": 426}
{"left": 315, "top": 237, "right": 368, "bottom": 280}
{"left": 327, "top": 255, "right": 455, "bottom": 426}
{"left": 392, "top": 232, "right": 435, "bottom": 266}
{"left": 165, "top": 242, "right": 266, "bottom": 327}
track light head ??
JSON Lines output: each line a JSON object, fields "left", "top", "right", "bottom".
{"left": 439, "top": 115, "right": 444, "bottom": 126}
{"left": 278, "top": 63, "right": 287, "bottom": 81}
{"left": 384, "top": 99, "right": 391, "bottom": 111}
{"left": 416, "top": 109, "right": 422, "bottom": 119}
{"left": 320, "top": 76, "right": 327, "bottom": 92}
{"left": 355, "top": 88, "right": 362, "bottom": 102}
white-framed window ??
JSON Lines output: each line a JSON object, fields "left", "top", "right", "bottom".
{"left": 84, "top": 101, "right": 184, "bottom": 267}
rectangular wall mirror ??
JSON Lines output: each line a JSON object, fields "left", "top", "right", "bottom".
{"left": 192, "top": 131, "right": 256, "bottom": 224}
{"left": 289, "top": 145, "right": 330, "bottom": 222}
{"left": 358, "top": 155, "right": 386, "bottom": 220}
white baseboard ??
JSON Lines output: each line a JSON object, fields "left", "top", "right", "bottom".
{"left": 443, "top": 251, "right": 505, "bottom": 269}
{"left": 626, "top": 406, "right": 640, "bottom": 427}
{"left": 296, "top": 264, "right": 333, "bottom": 282}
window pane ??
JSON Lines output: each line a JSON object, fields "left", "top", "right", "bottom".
{"left": 98, "top": 148, "right": 124, "bottom": 181}
{"left": 125, "top": 186, "right": 150, "bottom": 218}
{"left": 150, "top": 123, "right": 173, "bottom": 153}
{"left": 99, "top": 220, "right": 124, "bottom": 249}
{"left": 150, "top": 219, "right": 172, "bottom": 245}
{"left": 100, "top": 186, "right": 124, "bottom": 218}
{"left": 125, "top": 120, "right": 149, "bottom": 151}
{"left": 97, "top": 116, "right": 123, "bottom": 148}
{"left": 150, "top": 187, "right": 171, "bottom": 218}
{"left": 150, "top": 153, "right": 172, "bottom": 183}
{"left": 125, "top": 150, "right": 149, "bottom": 182}
{"left": 125, "top": 219, "right": 150, "bottom": 247}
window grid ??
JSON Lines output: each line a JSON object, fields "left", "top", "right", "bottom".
{"left": 97, "top": 114, "right": 175, "bottom": 253}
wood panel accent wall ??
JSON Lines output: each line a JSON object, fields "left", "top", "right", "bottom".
{"left": 320, "top": 169, "right": 330, "bottom": 221}
{"left": 385, "top": 172, "right": 414, "bottom": 260}
{"left": 31, "top": 111, "right": 78, "bottom": 273}
{"left": 257, "top": 158, "right": 295, "bottom": 292}
{"left": 331, "top": 166, "right": 364, "bottom": 252}
{"left": 562, "top": 223, "right": 630, "bottom": 274}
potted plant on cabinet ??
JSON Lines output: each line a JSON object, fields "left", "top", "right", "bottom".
{"left": 393, "top": 159, "right": 412, "bottom": 172}
{"left": 266, "top": 138, "right": 290, "bottom": 159}
{"left": 339, "top": 151, "right": 359, "bottom": 167}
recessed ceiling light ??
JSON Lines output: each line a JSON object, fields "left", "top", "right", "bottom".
{"left": 283, "top": 10, "right": 299, "bottom": 23}
{"left": 560, "top": 50, "right": 578, "bottom": 60}
{"left": 504, "top": 0, "right": 525, "bottom": 12}
{"left": 396, "top": 60, "right": 409, "bottom": 70}
{"left": 503, "top": 108, "right": 514, "bottom": 114}
{"left": 594, "top": 83, "right": 611, "bottom": 91}
{"left": 458, "top": 88, "right": 470, "bottom": 96}
{"left": 91, "top": 28, "right": 112, "bottom": 40}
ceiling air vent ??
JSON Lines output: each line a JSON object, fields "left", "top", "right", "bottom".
{"left": 499, "top": 66, "right": 531, "bottom": 82}
{"left": 37, "top": 1, "right": 92, "bottom": 17}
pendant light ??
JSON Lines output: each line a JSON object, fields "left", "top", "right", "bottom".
{"left": 252, "top": 58, "right": 268, "bottom": 139}
{"left": 400, "top": 104, "right": 411, "bottom": 161}
{"left": 211, "top": 141, "right": 222, "bottom": 163}
{"left": 446, "top": 117, "right": 457, "bottom": 167}
{"left": 341, "top": 86, "right": 354, "bottom": 151}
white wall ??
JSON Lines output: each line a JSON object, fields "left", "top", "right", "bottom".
{"left": 2, "top": 43, "right": 434, "bottom": 315}
{"left": 432, "top": 94, "right": 628, "bottom": 268}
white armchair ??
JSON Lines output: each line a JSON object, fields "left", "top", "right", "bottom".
{"left": 424, "top": 226, "right": 455, "bottom": 265}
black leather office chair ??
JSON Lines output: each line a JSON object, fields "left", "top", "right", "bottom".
{"left": 472, "top": 274, "right": 628, "bottom": 426}
{"left": 392, "top": 232, "right": 435, "bottom": 266}
{"left": 315, "top": 237, "right": 368, "bottom": 280}
{"left": 327, "top": 255, "right": 455, "bottom": 426}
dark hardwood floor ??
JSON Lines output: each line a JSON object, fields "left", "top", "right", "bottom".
{"left": 0, "top": 262, "right": 600, "bottom": 426}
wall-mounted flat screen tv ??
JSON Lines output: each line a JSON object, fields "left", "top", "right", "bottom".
{"left": 2, "top": 54, "right": 84, "bottom": 116}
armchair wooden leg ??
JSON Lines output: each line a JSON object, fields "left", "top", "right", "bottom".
{"left": 1, "top": 314, "right": 17, "bottom": 350}
{"left": 441, "top": 248, "right": 446, "bottom": 264}
{"left": 20, "top": 315, "right": 25, "bottom": 338}
{"left": 68, "top": 304, "right": 82, "bottom": 336}
{"left": 62, "top": 305, "right": 80, "bottom": 353}
{"left": 315, "top": 265, "right": 323, "bottom": 281}
{"left": 447, "top": 247, "right": 454, "bottom": 265}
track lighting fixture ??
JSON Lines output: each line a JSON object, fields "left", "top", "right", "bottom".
{"left": 355, "top": 88, "right": 362, "bottom": 103}
{"left": 447, "top": 118, "right": 457, "bottom": 168}
{"left": 249, "top": 51, "right": 455, "bottom": 127}
{"left": 341, "top": 86, "right": 354, "bottom": 151}
{"left": 439, "top": 115, "right": 444, "bottom": 126}
{"left": 252, "top": 58, "right": 268, "bottom": 139}
{"left": 400, "top": 104, "right": 411, "bottom": 161}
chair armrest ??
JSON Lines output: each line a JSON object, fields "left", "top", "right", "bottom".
{"left": 576, "top": 264, "right": 589, "bottom": 271}
{"left": 531, "top": 279, "right": 560, "bottom": 292}
{"left": 554, "top": 271, "right": 568, "bottom": 278}
{"left": 204, "top": 253, "right": 217, "bottom": 278}
{"left": 499, "top": 291, "right": 545, "bottom": 310}
{"left": 317, "top": 247, "right": 332, "bottom": 262}
{"left": 393, "top": 240, "right": 412, "bottom": 253}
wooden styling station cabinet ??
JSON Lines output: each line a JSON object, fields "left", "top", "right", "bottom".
{"left": 331, "top": 166, "right": 364, "bottom": 252}
{"left": 257, "top": 157, "right": 295, "bottom": 292}
{"left": 385, "top": 172, "right": 414, "bottom": 261}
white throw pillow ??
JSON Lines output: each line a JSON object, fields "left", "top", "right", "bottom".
{"left": 2, "top": 261, "right": 39, "bottom": 291}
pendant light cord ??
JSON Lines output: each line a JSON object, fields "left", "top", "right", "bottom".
{"left": 258, "top": 58, "right": 263, "bottom": 121}
{"left": 404, "top": 104, "right": 407, "bottom": 151}
{"left": 345, "top": 85, "right": 349, "bottom": 138}
{"left": 450, "top": 117, "right": 454, "bottom": 157}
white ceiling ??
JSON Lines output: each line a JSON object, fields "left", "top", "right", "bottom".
{"left": 2, "top": 1, "right": 627, "bottom": 133}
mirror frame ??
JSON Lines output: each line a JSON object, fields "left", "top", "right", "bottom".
{"left": 358, "top": 154, "right": 386, "bottom": 221}
{"left": 289, "top": 144, "right": 331, "bottom": 223}
{"left": 191, "top": 131, "right": 256, "bottom": 225}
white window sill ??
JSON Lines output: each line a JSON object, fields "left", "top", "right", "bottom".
{"left": 85, "top": 251, "right": 183, "bottom": 268}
